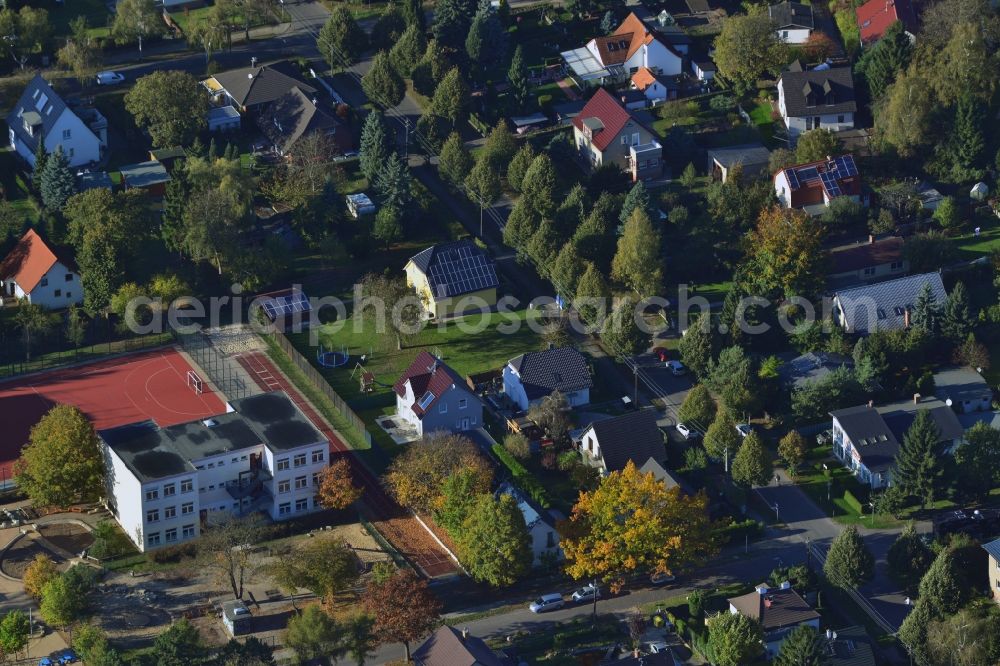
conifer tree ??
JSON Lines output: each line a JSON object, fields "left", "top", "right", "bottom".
{"left": 359, "top": 112, "right": 391, "bottom": 183}
{"left": 39, "top": 146, "right": 76, "bottom": 211}
{"left": 894, "top": 409, "right": 944, "bottom": 510}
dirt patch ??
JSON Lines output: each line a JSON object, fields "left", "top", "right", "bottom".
{"left": 38, "top": 523, "right": 94, "bottom": 556}
{"left": 1, "top": 533, "right": 68, "bottom": 579}
{"left": 326, "top": 523, "right": 391, "bottom": 568}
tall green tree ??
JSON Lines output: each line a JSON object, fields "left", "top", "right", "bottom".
{"left": 111, "top": 0, "right": 161, "bottom": 51}
{"left": 506, "top": 141, "right": 535, "bottom": 192}
{"left": 611, "top": 209, "right": 663, "bottom": 298}
{"left": 0, "top": 6, "right": 51, "bottom": 69}
{"left": 214, "top": 636, "right": 276, "bottom": 666}
{"left": 857, "top": 20, "right": 912, "bottom": 100}
{"left": 508, "top": 45, "right": 529, "bottom": 113}
{"left": 481, "top": 121, "right": 516, "bottom": 174}
{"left": 520, "top": 154, "right": 558, "bottom": 218}
{"left": 777, "top": 430, "right": 807, "bottom": 475}
{"left": 373, "top": 205, "right": 402, "bottom": 249}
{"left": 124, "top": 71, "right": 208, "bottom": 147}
{"left": 465, "top": 158, "right": 501, "bottom": 234}
{"left": 704, "top": 408, "right": 740, "bottom": 465}
{"left": 952, "top": 91, "right": 987, "bottom": 171}
{"left": 284, "top": 604, "right": 342, "bottom": 664}
{"left": 458, "top": 493, "right": 531, "bottom": 587}
{"left": 601, "top": 296, "right": 647, "bottom": 356}
{"left": 466, "top": 1, "right": 507, "bottom": 73}
{"left": 151, "top": 618, "right": 203, "bottom": 666}
{"left": 823, "top": 525, "right": 874, "bottom": 589}
{"left": 14, "top": 404, "right": 103, "bottom": 508}
{"left": 679, "top": 313, "right": 715, "bottom": 379}
{"left": 551, "top": 243, "right": 585, "bottom": 297}
{"left": 794, "top": 129, "right": 840, "bottom": 163}
{"left": 430, "top": 68, "right": 470, "bottom": 127}
{"left": 432, "top": 0, "right": 475, "bottom": 49}
{"left": 619, "top": 181, "right": 653, "bottom": 226}
{"left": 39, "top": 146, "right": 76, "bottom": 211}
{"left": 390, "top": 24, "right": 426, "bottom": 77}
{"left": 677, "top": 384, "right": 716, "bottom": 429}
{"left": 362, "top": 51, "right": 405, "bottom": 108}
{"left": 375, "top": 153, "right": 412, "bottom": 211}
{"left": 575, "top": 262, "right": 611, "bottom": 326}
{"left": 910, "top": 282, "right": 940, "bottom": 336}
{"left": 708, "top": 611, "right": 765, "bottom": 666}
{"left": 940, "top": 281, "right": 971, "bottom": 343}
{"left": 887, "top": 523, "right": 933, "bottom": 593}
{"left": 730, "top": 431, "right": 772, "bottom": 488}
{"left": 359, "top": 112, "right": 391, "bottom": 184}
{"left": 402, "top": 0, "right": 426, "bottom": 32}
{"left": 712, "top": 10, "right": 788, "bottom": 96}
{"left": 318, "top": 6, "right": 367, "bottom": 68}
{"left": 502, "top": 198, "right": 538, "bottom": 251}
{"left": 919, "top": 547, "right": 970, "bottom": 618}
{"left": 953, "top": 421, "right": 1000, "bottom": 504}
{"left": 894, "top": 408, "right": 944, "bottom": 509}
{"left": 775, "top": 625, "right": 826, "bottom": 666}
{"left": 0, "top": 610, "right": 29, "bottom": 660}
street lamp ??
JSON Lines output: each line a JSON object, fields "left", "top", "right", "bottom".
{"left": 869, "top": 500, "right": 876, "bottom": 528}
{"left": 773, "top": 503, "right": 780, "bottom": 523}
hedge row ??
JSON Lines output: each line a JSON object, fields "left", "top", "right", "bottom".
{"left": 714, "top": 518, "right": 764, "bottom": 544}
{"left": 491, "top": 444, "right": 552, "bottom": 508}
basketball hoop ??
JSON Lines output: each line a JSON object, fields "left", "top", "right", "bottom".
{"left": 186, "top": 370, "right": 204, "bottom": 395}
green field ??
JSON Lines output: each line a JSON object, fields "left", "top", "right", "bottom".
{"left": 950, "top": 221, "right": 1000, "bottom": 259}
{"left": 46, "top": 0, "right": 112, "bottom": 38}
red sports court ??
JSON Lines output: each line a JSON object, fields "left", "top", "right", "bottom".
{"left": 0, "top": 348, "right": 226, "bottom": 483}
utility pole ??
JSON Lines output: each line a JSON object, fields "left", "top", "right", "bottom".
{"left": 591, "top": 578, "right": 598, "bottom": 622}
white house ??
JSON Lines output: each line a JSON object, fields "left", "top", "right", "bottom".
{"left": 393, "top": 351, "right": 482, "bottom": 437}
{"left": 0, "top": 229, "right": 83, "bottom": 309}
{"left": 769, "top": 1, "right": 814, "bottom": 44}
{"left": 774, "top": 155, "right": 864, "bottom": 216}
{"left": 99, "top": 392, "right": 330, "bottom": 552}
{"left": 6, "top": 75, "right": 106, "bottom": 168}
{"left": 776, "top": 62, "right": 856, "bottom": 141}
{"left": 728, "top": 583, "right": 821, "bottom": 659}
{"left": 579, "top": 410, "right": 664, "bottom": 475}
{"left": 498, "top": 482, "right": 562, "bottom": 567}
{"left": 561, "top": 13, "right": 683, "bottom": 87}
{"left": 503, "top": 347, "right": 592, "bottom": 412}
{"left": 830, "top": 396, "right": 964, "bottom": 489}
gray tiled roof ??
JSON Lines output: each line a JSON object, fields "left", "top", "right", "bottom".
{"left": 834, "top": 272, "right": 946, "bottom": 334}
{"left": 585, "top": 409, "right": 664, "bottom": 473}
{"left": 211, "top": 63, "right": 317, "bottom": 109}
{"left": 5, "top": 74, "right": 71, "bottom": 154}
{"left": 780, "top": 352, "right": 853, "bottom": 388}
{"left": 508, "top": 347, "right": 592, "bottom": 400}
{"left": 119, "top": 160, "right": 170, "bottom": 188}
{"left": 639, "top": 457, "right": 685, "bottom": 490}
{"left": 729, "top": 586, "right": 820, "bottom": 631}
{"left": 983, "top": 537, "right": 1000, "bottom": 562}
{"left": 408, "top": 240, "right": 499, "bottom": 299}
{"left": 769, "top": 1, "right": 814, "bottom": 29}
{"left": 412, "top": 626, "right": 510, "bottom": 666}
{"left": 932, "top": 366, "right": 992, "bottom": 406}
{"left": 779, "top": 65, "right": 856, "bottom": 118}
{"left": 260, "top": 87, "right": 340, "bottom": 154}
{"left": 825, "top": 625, "right": 877, "bottom": 666}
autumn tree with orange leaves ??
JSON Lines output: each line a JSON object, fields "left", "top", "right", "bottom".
{"left": 559, "top": 461, "right": 718, "bottom": 591}
{"left": 744, "top": 206, "right": 827, "bottom": 299}
{"left": 363, "top": 569, "right": 441, "bottom": 662}
{"left": 383, "top": 432, "right": 492, "bottom": 513}
{"left": 317, "top": 458, "right": 363, "bottom": 510}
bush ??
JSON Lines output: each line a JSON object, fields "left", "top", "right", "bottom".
{"left": 842, "top": 489, "right": 864, "bottom": 515}
{"left": 714, "top": 518, "right": 763, "bottom": 544}
{"left": 557, "top": 450, "right": 579, "bottom": 471}
{"left": 659, "top": 100, "right": 700, "bottom": 121}
{"left": 149, "top": 542, "right": 198, "bottom": 564}
{"left": 709, "top": 95, "right": 736, "bottom": 112}
{"left": 503, "top": 432, "right": 531, "bottom": 460}
{"left": 536, "top": 94, "right": 553, "bottom": 110}
{"left": 492, "top": 444, "right": 552, "bottom": 508}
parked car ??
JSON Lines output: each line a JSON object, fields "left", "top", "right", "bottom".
{"left": 676, "top": 423, "right": 699, "bottom": 440}
{"left": 816, "top": 429, "right": 833, "bottom": 445}
{"left": 95, "top": 71, "right": 125, "bottom": 85}
{"left": 58, "top": 650, "right": 78, "bottom": 664}
{"left": 571, "top": 584, "right": 600, "bottom": 603}
{"left": 650, "top": 570, "right": 676, "bottom": 586}
{"left": 529, "top": 593, "right": 565, "bottom": 613}
{"left": 647, "top": 640, "right": 671, "bottom": 654}
{"left": 736, "top": 423, "right": 753, "bottom": 438}
{"left": 666, "top": 360, "right": 687, "bottom": 375}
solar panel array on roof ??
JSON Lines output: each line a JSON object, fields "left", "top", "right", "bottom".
{"left": 786, "top": 168, "right": 800, "bottom": 189}
{"left": 427, "top": 245, "right": 498, "bottom": 298}
{"left": 798, "top": 166, "right": 818, "bottom": 182}
{"left": 261, "top": 291, "right": 311, "bottom": 320}
{"left": 835, "top": 155, "right": 858, "bottom": 177}
{"left": 820, "top": 170, "right": 842, "bottom": 197}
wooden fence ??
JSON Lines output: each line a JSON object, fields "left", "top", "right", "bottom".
{"left": 268, "top": 331, "right": 372, "bottom": 448}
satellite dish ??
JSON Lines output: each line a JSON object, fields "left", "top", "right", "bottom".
{"left": 945, "top": 398, "right": 953, "bottom": 407}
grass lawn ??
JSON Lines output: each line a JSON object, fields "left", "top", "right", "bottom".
{"left": 794, "top": 458, "right": 902, "bottom": 529}
{"left": 670, "top": 280, "right": 732, "bottom": 304}
{"left": 46, "top": 0, "right": 112, "bottom": 38}
{"left": 949, "top": 222, "right": 1000, "bottom": 260}
{"left": 168, "top": 6, "right": 215, "bottom": 36}
{"left": 287, "top": 308, "right": 545, "bottom": 408}
{"left": 747, "top": 99, "right": 775, "bottom": 145}
{"left": 984, "top": 340, "right": 1000, "bottom": 387}
{"left": 0, "top": 149, "right": 40, "bottom": 225}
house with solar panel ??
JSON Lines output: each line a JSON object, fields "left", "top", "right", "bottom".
{"left": 503, "top": 347, "right": 593, "bottom": 411}
{"left": 776, "top": 62, "right": 856, "bottom": 141}
{"left": 393, "top": 351, "right": 482, "bottom": 436}
{"left": 6, "top": 74, "right": 107, "bottom": 169}
{"left": 404, "top": 241, "right": 499, "bottom": 319}
{"left": 774, "top": 155, "right": 864, "bottom": 216}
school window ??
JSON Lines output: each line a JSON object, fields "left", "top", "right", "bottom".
{"left": 145, "top": 489, "right": 158, "bottom": 501}
{"left": 311, "top": 449, "right": 324, "bottom": 464}
{"left": 163, "top": 483, "right": 176, "bottom": 496}
{"left": 295, "top": 476, "right": 307, "bottom": 489}
{"left": 181, "top": 479, "right": 193, "bottom": 493}
{"left": 293, "top": 454, "right": 306, "bottom": 467}
{"left": 182, "top": 525, "right": 195, "bottom": 538}
{"left": 181, "top": 502, "right": 194, "bottom": 515}
{"left": 278, "top": 503, "right": 291, "bottom": 516}
{"left": 278, "top": 480, "right": 290, "bottom": 494}
{"left": 295, "top": 498, "right": 308, "bottom": 512}
{"left": 147, "top": 533, "right": 161, "bottom": 547}
{"left": 146, "top": 509, "right": 159, "bottom": 523}
{"left": 312, "top": 473, "right": 319, "bottom": 487}
{"left": 164, "top": 506, "right": 176, "bottom": 519}
{"left": 165, "top": 528, "right": 177, "bottom": 542}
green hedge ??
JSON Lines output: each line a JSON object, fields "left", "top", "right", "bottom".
{"left": 492, "top": 444, "right": 552, "bottom": 508}
{"left": 843, "top": 489, "right": 864, "bottom": 515}
{"left": 714, "top": 518, "right": 764, "bottom": 544}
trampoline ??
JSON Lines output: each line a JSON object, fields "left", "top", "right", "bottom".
{"left": 317, "top": 344, "right": 349, "bottom": 368}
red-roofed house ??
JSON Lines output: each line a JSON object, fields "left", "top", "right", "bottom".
{"left": 572, "top": 88, "right": 662, "bottom": 182}
{"left": 394, "top": 352, "right": 482, "bottom": 436}
{"left": 0, "top": 229, "right": 83, "bottom": 309}
{"left": 630, "top": 67, "right": 675, "bottom": 104}
{"left": 774, "top": 155, "right": 866, "bottom": 216}
{"left": 856, "top": 0, "right": 918, "bottom": 46}
{"left": 561, "top": 12, "right": 683, "bottom": 87}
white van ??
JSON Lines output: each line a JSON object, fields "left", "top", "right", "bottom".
{"left": 95, "top": 71, "right": 126, "bottom": 86}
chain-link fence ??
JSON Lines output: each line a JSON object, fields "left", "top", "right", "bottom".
{"left": 174, "top": 330, "right": 250, "bottom": 401}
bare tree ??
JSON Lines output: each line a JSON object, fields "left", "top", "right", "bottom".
{"left": 198, "top": 515, "right": 267, "bottom": 599}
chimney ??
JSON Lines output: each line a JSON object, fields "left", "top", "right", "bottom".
{"left": 461, "top": 627, "right": 469, "bottom": 640}
{"left": 913, "top": 393, "right": 921, "bottom": 404}
{"left": 826, "top": 628, "right": 833, "bottom": 640}
{"left": 755, "top": 583, "right": 769, "bottom": 595}
{"left": 780, "top": 580, "right": 791, "bottom": 590}
{"left": 904, "top": 308, "right": 911, "bottom": 328}
{"left": 764, "top": 598, "right": 772, "bottom": 608}
{"left": 868, "top": 234, "right": 875, "bottom": 244}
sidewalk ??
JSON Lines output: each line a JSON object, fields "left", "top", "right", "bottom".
{"left": 102, "top": 20, "right": 298, "bottom": 66}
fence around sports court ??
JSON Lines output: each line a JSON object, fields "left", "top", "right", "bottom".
{"left": 0, "top": 329, "right": 173, "bottom": 381}
{"left": 173, "top": 330, "right": 251, "bottom": 401}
